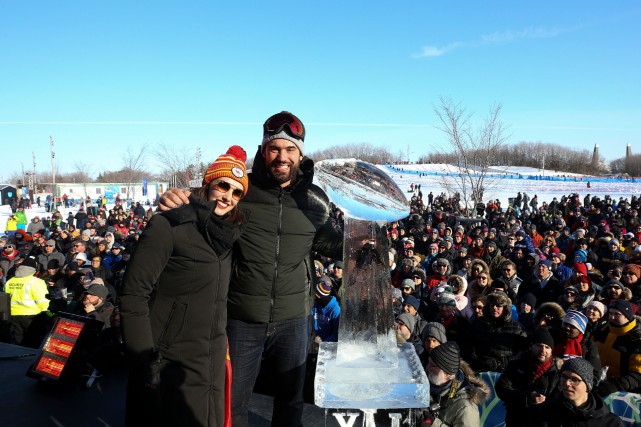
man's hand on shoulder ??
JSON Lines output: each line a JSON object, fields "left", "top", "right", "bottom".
{"left": 158, "top": 188, "right": 192, "bottom": 212}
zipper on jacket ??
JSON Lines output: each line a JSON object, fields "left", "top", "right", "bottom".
{"left": 270, "top": 189, "right": 284, "bottom": 322}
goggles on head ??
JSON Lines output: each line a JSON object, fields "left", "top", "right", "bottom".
{"left": 263, "top": 111, "right": 305, "bottom": 141}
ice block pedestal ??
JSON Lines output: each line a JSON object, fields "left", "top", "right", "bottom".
{"left": 315, "top": 341, "right": 429, "bottom": 409}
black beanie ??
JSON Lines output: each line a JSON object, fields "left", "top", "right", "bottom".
{"left": 560, "top": 358, "right": 594, "bottom": 391}
{"left": 430, "top": 341, "right": 460, "bottom": 375}
{"left": 609, "top": 300, "right": 635, "bottom": 322}
{"left": 530, "top": 327, "right": 555, "bottom": 348}
{"left": 521, "top": 293, "right": 537, "bottom": 308}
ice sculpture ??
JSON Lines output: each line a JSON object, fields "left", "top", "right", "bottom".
{"left": 313, "top": 160, "right": 430, "bottom": 420}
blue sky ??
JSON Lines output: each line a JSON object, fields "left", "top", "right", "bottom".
{"left": 1, "top": 1, "right": 639, "bottom": 180}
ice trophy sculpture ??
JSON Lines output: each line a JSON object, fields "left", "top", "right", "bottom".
{"left": 313, "top": 159, "right": 429, "bottom": 425}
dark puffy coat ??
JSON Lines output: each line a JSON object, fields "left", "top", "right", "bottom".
{"left": 465, "top": 292, "right": 529, "bottom": 372}
{"left": 227, "top": 147, "right": 342, "bottom": 323}
{"left": 518, "top": 273, "right": 563, "bottom": 308}
{"left": 496, "top": 352, "right": 560, "bottom": 426}
{"left": 535, "top": 393, "right": 624, "bottom": 426}
{"left": 120, "top": 196, "right": 243, "bottom": 427}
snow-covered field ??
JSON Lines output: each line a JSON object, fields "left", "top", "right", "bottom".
{"left": 2, "top": 164, "right": 641, "bottom": 232}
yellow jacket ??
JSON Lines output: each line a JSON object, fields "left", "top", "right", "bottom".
{"left": 5, "top": 274, "right": 50, "bottom": 316}
{"left": 5, "top": 217, "right": 18, "bottom": 232}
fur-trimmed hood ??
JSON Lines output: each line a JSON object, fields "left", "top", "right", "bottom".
{"left": 455, "top": 360, "right": 491, "bottom": 405}
{"left": 449, "top": 274, "right": 468, "bottom": 296}
{"left": 484, "top": 292, "right": 513, "bottom": 322}
{"left": 534, "top": 302, "right": 566, "bottom": 324}
{"left": 470, "top": 259, "right": 490, "bottom": 275}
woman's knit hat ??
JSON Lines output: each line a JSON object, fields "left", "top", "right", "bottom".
{"left": 202, "top": 146, "right": 249, "bottom": 197}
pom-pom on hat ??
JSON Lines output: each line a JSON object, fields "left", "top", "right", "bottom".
{"left": 202, "top": 145, "right": 249, "bottom": 197}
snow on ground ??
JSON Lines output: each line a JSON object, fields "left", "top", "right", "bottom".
{"left": 3, "top": 164, "right": 641, "bottom": 231}
{"left": 378, "top": 164, "right": 641, "bottom": 210}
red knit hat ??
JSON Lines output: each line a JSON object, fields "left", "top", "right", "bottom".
{"left": 202, "top": 146, "right": 249, "bottom": 197}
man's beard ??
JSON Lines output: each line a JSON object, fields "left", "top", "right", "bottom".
{"left": 269, "top": 160, "right": 300, "bottom": 185}
{"left": 428, "top": 369, "right": 450, "bottom": 386}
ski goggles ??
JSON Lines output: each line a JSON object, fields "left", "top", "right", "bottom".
{"left": 263, "top": 111, "right": 305, "bottom": 141}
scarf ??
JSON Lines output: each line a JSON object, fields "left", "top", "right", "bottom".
{"left": 441, "top": 314, "right": 454, "bottom": 329}
{"left": 529, "top": 355, "right": 552, "bottom": 381}
{"left": 205, "top": 214, "right": 236, "bottom": 257}
{"left": 553, "top": 333, "right": 583, "bottom": 360}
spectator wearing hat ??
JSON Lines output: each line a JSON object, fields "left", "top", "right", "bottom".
{"left": 419, "top": 321, "right": 447, "bottom": 365}
{"left": 593, "top": 300, "right": 641, "bottom": 397}
{"left": 312, "top": 276, "right": 340, "bottom": 343}
{"left": 483, "top": 240, "right": 506, "bottom": 279}
{"left": 584, "top": 300, "right": 607, "bottom": 341}
{"left": 465, "top": 292, "right": 528, "bottom": 373}
{"left": 395, "top": 312, "right": 422, "bottom": 356}
{"left": 426, "top": 258, "right": 451, "bottom": 291}
{"left": 120, "top": 145, "right": 250, "bottom": 427}
{"left": 536, "top": 358, "right": 624, "bottom": 427}
{"left": 400, "top": 278, "right": 416, "bottom": 301}
{"left": 597, "top": 238, "right": 628, "bottom": 275}
{"left": 102, "top": 242, "right": 124, "bottom": 271}
{"left": 549, "top": 251, "right": 572, "bottom": 285}
{"left": 329, "top": 260, "right": 343, "bottom": 302}
{"left": 435, "top": 289, "right": 469, "bottom": 345}
{"left": 26, "top": 216, "right": 45, "bottom": 236}
{"left": 391, "top": 287, "right": 404, "bottom": 316}
{"left": 554, "top": 310, "right": 601, "bottom": 387}
{"left": 418, "top": 341, "right": 489, "bottom": 427}
{"left": 599, "top": 279, "right": 635, "bottom": 312}
{"left": 78, "top": 281, "right": 114, "bottom": 328}
{"left": 468, "top": 234, "right": 486, "bottom": 260}
{"left": 559, "top": 284, "right": 583, "bottom": 312}
{"left": 36, "top": 239, "right": 66, "bottom": 273}
{"left": 4, "top": 256, "right": 49, "bottom": 348}
{"left": 0, "top": 241, "right": 19, "bottom": 280}
{"left": 518, "top": 259, "right": 563, "bottom": 308}
{"left": 392, "top": 257, "right": 415, "bottom": 289}
{"left": 496, "top": 328, "right": 560, "bottom": 427}
{"left": 517, "top": 293, "right": 537, "bottom": 333}
{"left": 421, "top": 242, "right": 440, "bottom": 275}
{"left": 622, "top": 263, "right": 641, "bottom": 306}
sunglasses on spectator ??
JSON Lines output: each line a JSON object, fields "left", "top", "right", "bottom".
{"left": 490, "top": 303, "right": 506, "bottom": 308}
{"left": 502, "top": 268, "right": 512, "bottom": 272}
{"left": 403, "top": 286, "right": 412, "bottom": 291}
{"left": 472, "top": 305, "right": 484, "bottom": 310}
{"left": 211, "top": 181, "right": 244, "bottom": 201}
{"left": 478, "top": 276, "right": 488, "bottom": 280}
{"left": 607, "top": 285, "right": 622, "bottom": 291}
{"left": 263, "top": 111, "right": 305, "bottom": 140}
{"left": 565, "top": 291, "right": 577, "bottom": 296}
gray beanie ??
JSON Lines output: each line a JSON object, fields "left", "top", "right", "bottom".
{"left": 396, "top": 312, "right": 417, "bottom": 334}
{"left": 422, "top": 322, "right": 447, "bottom": 344}
{"left": 430, "top": 341, "right": 460, "bottom": 375}
{"left": 560, "top": 358, "right": 594, "bottom": 391}
{"left": 262, "top": 130, "right": 305, "bottom": 155}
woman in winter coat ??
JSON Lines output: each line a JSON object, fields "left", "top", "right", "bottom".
{"left": 120, "top": 146, "right": 249, "bottom": 427}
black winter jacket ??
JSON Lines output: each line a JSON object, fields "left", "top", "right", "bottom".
{"left": 120, "top": 196, "right": 243, "bottom": 427}
{"left": 227, "top": 147, "right": 343, "bottom": 323}
{"left": 496, "top": 352, "right": 560, "bottom": 426}
{"left": 536, "top": 393, "right": 624, "bottom": 427}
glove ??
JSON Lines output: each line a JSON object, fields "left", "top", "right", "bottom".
{"left": 480, "top": 356, "right": 499, "bottom": 372}
{"left": 143, "top": 352, "right": 163, "bottom": 390}
{"left": 595, "top": 381, "right": 618, "bottom": 398}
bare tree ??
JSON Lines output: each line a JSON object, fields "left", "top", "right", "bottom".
{"left": 153, "top": 143, "right": 203, "bottom": 189}
{"left": 433, "top": 97, "right": 509, "bottom": 213}
{"left": 308, "top": 143, "right": 403, "bottom": 164}
{"left": 120, "top": 144, "right": 150, "bottom": 201}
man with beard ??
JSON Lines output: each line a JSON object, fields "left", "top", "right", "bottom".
{"left": 418, "top": 341, "right": 489, "bottom": 426}
{"left": 496, "top": 328, "right": 560, "bottom": 427}
{"left": 159, "top": 111, "right": 342, "bottom": 427}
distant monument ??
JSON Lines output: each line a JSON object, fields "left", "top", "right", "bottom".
{"left": 592, "top": 144, "right": 599, "bottom": 166}
{"left": 627, "top": 143, "right": 632, "bottom": 160}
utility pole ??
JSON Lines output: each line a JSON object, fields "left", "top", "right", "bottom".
{"left": 50, "top": 135, "right": 56, "bottom": 211}
{"left": 195, "top": 147, "right": 202, "bottom": 182}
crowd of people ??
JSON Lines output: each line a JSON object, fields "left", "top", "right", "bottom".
{"left": 314, "top": 189, "right": 640, "bottom": 426}
{"left": 2, "top": 108, "right": 640, "bottom": 426}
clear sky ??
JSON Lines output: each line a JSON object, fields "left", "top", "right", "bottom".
{"left": 1, "top": 1, "right": 639, "bottom": 181}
